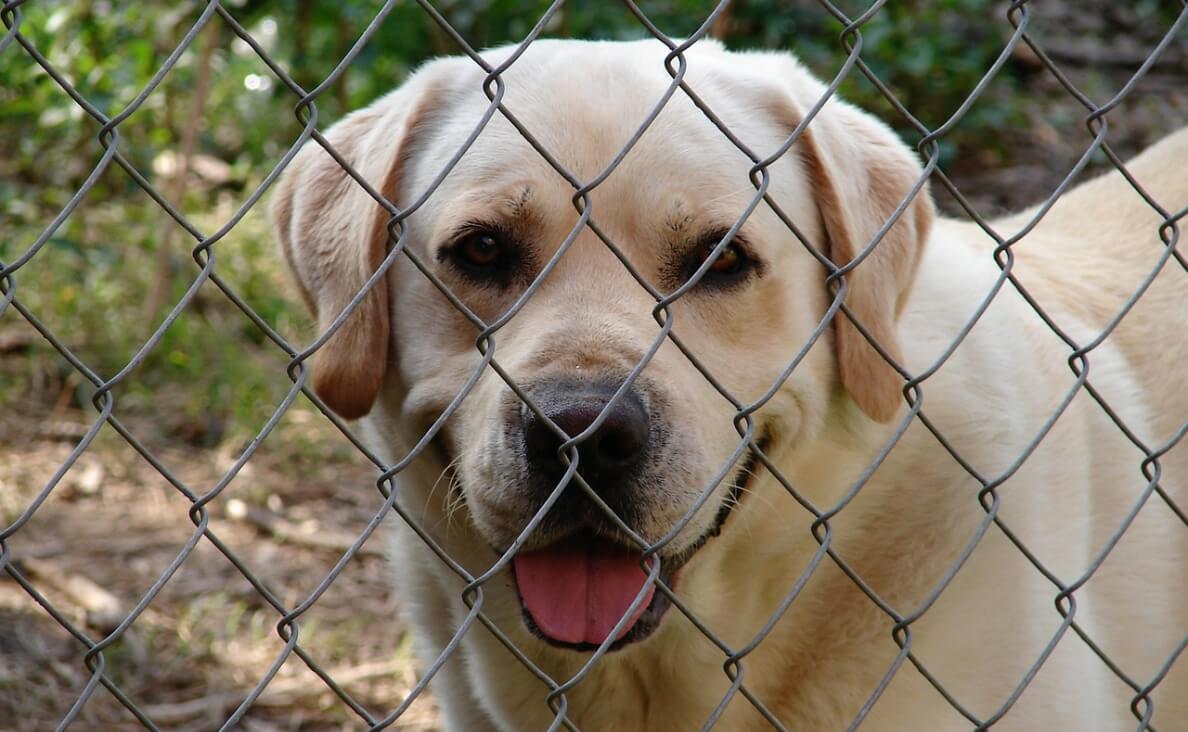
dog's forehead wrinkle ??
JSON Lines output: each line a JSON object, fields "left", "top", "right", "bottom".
{"left": 483, "top": 75, "right": 760, "bottom": 187}
{"left": 665, "top": 197, "right": 695, "bottom": 234}
{"left": 510, "top": 183, "right": 533, "bottom": 211}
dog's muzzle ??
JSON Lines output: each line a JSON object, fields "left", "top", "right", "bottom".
{"left": 500, "top": 377, "right": 765, "bottom": 652}
{"left": 509, "top": 377, "right": 665, "bottom": 649}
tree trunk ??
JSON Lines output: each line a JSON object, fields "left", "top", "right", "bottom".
{"left": 142, "top": 18, "right": 219, "bottom": 331}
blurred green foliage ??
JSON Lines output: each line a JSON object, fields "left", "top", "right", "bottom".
{"left": 1, "top": 1, "right": 1173, "bottom": 442}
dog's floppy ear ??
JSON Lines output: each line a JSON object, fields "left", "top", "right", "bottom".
{"left": 761, "top": 59, "right": 934, "bottom": 423}
{"left": 270, "top": 65, "right": 451, "bottom": 419}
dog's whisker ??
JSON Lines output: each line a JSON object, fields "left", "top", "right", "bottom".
{"left": 443, "top": 471, "right": 469, "bottom": 533}
{"left": 420, "top": 453, "right": 462, "bottom": 525}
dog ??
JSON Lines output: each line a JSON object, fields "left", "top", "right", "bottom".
{"left": 271, "top": 39, "right": 1187, "bottom": 731}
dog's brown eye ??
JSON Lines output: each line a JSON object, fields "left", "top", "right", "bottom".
{"left": 672, "top": 231, "right": 760, "bottom": 292}
{"left": 440, "top": 225, "right": 527, "bottom": 288}
{"left": 458, "top": 232, "right": 503, "bottom": 267}
{"left": 703, "top": 243, "right": 743, "bottom": 274}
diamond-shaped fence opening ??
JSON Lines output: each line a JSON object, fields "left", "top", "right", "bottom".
{"left": 2, "top": 1, "right": 1185, "bottom": 730}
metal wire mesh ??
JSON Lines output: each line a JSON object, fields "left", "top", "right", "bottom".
{"left": 2, "top": 0, "right": 1185, "bottom": 730}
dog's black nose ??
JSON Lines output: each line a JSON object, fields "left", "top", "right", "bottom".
{"left": 524, "top": 382, "right": 649, "bottom": 489}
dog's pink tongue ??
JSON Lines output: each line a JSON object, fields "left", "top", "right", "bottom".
{"left": 514, "top": 541, "right": 654, "bottom": 646}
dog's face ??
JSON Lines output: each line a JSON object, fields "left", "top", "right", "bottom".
{"left": 272, "top": 40, "right": 932, "bottom": 650}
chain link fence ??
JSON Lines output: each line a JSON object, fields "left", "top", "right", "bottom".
{"left": 2, "top": 0, "right": 1186, "bottom": 730}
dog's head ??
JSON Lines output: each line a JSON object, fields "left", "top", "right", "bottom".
{"left": 272, "top": 40, "right": 932, "bottom": 650}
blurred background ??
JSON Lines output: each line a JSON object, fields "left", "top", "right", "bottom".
{"left": 1, "top": 1, "right": 1185, "bottom": 729}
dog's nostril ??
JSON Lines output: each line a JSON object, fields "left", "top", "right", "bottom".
{"left": 524, "top": 385, "right": 650, "bottom": 486}
{"left": 589, "top": 411, "right": 648, "bottom": 472}
{"left": 596, "top": 429, "right": 642, "bottom": 465}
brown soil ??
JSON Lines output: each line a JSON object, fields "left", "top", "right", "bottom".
{"left": 0, "top": 402, "right": 442, "bottom": 732}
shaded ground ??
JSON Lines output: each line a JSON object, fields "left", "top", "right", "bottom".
{"left": 935, "top": 53, "right": 1188, "bottom": 220}
{"left": 0, "top": 400, "right": 442, "bottom": 731}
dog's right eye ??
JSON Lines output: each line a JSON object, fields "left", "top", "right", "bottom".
{"left": 440, "top": 226, "right": 521, "bottom": 287}
{"left": 457, "top": 232, "right": 503, "bottom": 268}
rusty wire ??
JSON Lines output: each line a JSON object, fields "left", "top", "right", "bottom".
{"left": 1, "top": 0, "right": 1186, "bottom": 730}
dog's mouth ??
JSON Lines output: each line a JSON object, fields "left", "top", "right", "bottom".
{"left": 509, "top": 432, "right": 770, "bottom": 652}
{"left": 511, "top": 531, "right": 673, "bottom": 652}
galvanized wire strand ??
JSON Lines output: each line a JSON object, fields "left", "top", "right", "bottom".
{"left": 0, "top": 0, "right": 23, "bottom": 55}
{"left": 3, "top": 0, "right": 1185, "bottom": 729}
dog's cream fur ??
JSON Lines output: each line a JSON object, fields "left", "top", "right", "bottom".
{"left": 272, "top": 40, "right": 1187, "bottom": 731}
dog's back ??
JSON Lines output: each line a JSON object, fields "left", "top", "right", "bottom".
{"left": 996, "top": 130, "right": 1188, "bottom": 723}
{"left": 1004, "top": 128, "right": 1188, "bottom": 432}
{"left": 884, "top": 129, "right": 1187, "bottom": 728}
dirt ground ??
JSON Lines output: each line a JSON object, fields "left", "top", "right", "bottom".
{"left": 0, "top": 401, "right": 442, "bottom": 731}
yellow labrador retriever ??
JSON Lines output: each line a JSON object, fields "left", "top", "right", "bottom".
{"left": 271, "top": 39, "right": 1187, "bottom": 731}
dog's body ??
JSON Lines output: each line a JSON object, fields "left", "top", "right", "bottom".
{"left": 272, "top": 40, "right": 1187, "bottom": 731}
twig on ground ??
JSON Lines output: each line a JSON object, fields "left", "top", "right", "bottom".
{"left": 142, "top": 658, "right": 410, "bottom": 724}
{"left": 15, "top": 557, "right": 126, "bottom": 632}
{"left": 224, "top": 499, "right": 385, "bottom": 558}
